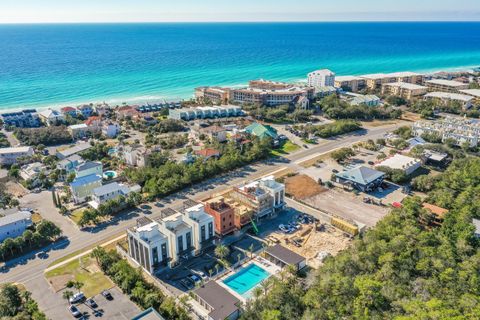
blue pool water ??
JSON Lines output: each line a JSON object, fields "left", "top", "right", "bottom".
{"left": 223, "top": 264, "right": 270, "bottom": 296}
{"left": 1, "top": 22, "right": 480, "bottom": 110}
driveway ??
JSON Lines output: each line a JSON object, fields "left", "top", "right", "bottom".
{"left": 19, "top": 190, "right": 79, "bottom": 238}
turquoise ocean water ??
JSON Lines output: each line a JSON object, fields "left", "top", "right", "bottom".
{"left": 1, "top": 22, "right": 480, "bottom": 110}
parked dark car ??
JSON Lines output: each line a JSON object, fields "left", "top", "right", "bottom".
{"left": 101, "top": 290, "right": 113, "bottom": 300}
{"left": 85, "top": 298, "right": 97, "bottom": 308}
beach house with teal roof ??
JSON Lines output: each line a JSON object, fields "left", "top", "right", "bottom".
{"left": 245, "top": 123, "right": 278, "bottom": 140}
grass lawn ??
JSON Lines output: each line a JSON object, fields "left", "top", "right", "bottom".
{"left": 31, "top": 212, "right": 43, "bottom": 224}
{"left": 70, "top": 209, "right": 85, "bottom": 225}
{"left": 45, "top": 255, "right": 113, "bottom": 297}
{"left": 271, "top": 141, "right": 300, "bottom": 156}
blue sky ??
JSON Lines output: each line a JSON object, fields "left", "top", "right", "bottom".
{"left": 1, "top": 0, "right": 479, "bottom": 23}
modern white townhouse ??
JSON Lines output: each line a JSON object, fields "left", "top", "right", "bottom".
{"left": 127, "top": 203, "right": 215, "bottom": 272}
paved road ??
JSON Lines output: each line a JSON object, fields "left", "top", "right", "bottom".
{"left": 1, "top": 123, "right": 401, "bottom": 319}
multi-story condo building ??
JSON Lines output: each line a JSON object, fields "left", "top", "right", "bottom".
{"left": 204, "top": 196, "right": 236, "bottom": 236}
{"left": 334, "top": 76, "right": 366, "bottom": 92}
{"left": 248, "top": 79, "right": 293, "bottom": 90}
{"left": 361, "top": 72, "right": 424, "bottom": 90}
{"left": 412, "top": 117, "right": 480, "bottom": 147}
{"left": 381, "top": 82, "right": 428, "bottom": 99}
{"left": 424, "top": 92, "right": 473, "bottom": 110}
{"left": 425, "top": 79, "right": 469, "bottom": 93}
{"left": 127, "top": 204, "right": 215, "bottom": 271}
{"left": 307, "top": 69, "right": 336, "bottom": 88}
{"left": 0, "top": 109, "right": 40, "bottom": 128}
{"left": 460, "top": 89, "right": 480, "bottom": 105}
{"left": 230, "top": 86, "right": 314, "bottom": 107}
{"left": 195, "top": 87, "right": 231, "bottom": 104}
{"left": 226, "top": 176, "right": 285, "bottom": 218}
{"left": 0, "top": 146, "right": 34, "bottom": 165}
{"left": 195, "top": 79, "right": 314, "bottom": 108}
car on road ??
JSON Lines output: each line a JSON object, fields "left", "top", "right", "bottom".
{"left": 332, "top": 169, "right": 339, "bottom": 173}
{"left": 85, "top": 298, "right": 97, "bottom": 308}
{"left": 68, "top": 305, "right": 81, "bottom": 318}
{"left": 69, "top": 292, "right": 85, "bottom": 304}
{"left": 101, "top": 290, "right": 113, "bottom": 300}
{"left": 36, "top": 251, "right": 47, "bottom": 259}
{"left": 368, "top": 161, "right": 375, "bottom": 165}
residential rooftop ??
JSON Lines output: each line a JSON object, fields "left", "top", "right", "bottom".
{"left": 193, "top": 281, "right": 240, "bottom": 320}
{"left": 265, "top": 244, "right": 305, "bottom": 266}
{"left": 425, "top": 79, "right": 468, "bottom": 87}
{"left": 425, "top": 92, "right": 473, "bottom": 102}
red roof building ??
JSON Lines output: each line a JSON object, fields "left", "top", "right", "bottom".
{"left": 195, "top": 148, "right": 220, "bottom": 160}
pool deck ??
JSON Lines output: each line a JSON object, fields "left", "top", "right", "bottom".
{"left": 216, "top": 258, "right": 281, "bottom": 302}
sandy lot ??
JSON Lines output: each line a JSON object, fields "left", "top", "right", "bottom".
{"left": 285, "top": 174, "right": 327, "bottom": 200}
{"left": 269, "top": 224, "right": 352, "bottom": 269}
{"left": 303, "top": 189, "right": 389, "bottom": 227}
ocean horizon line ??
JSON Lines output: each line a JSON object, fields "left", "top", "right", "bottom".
{"left": 2, "top": 20, "right": 480, "bottom": 25}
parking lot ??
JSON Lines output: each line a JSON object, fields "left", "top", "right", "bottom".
{"left": 60, "top": 287, "right": 140, "bottom": 320}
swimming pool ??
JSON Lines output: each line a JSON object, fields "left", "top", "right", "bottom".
{"left": 223, "top": 264, "right": 270, "bottom": 296}
{"left": 103, "top": 170, "right": 118, "bottom": 179}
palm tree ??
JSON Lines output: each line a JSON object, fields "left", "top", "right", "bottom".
{"left": 91, "top": 246, "right": 104, "bottom": 265}
{"left": 63, "top": 290, "right": 74, "bottom": 305}
{"left": 236, "top": 253, "right": 242, "bottom": 265}
{"left": 248, "top": 243, "right": 255, "bottom": 259}
{"left": 214, "top": 263, "right": 220, "bottom": 276}
{"left": 260, "top": 278, "right": 272, "bottom": 296}
{"left": 214, "top": 244, "right": 230, "bottom": 260}
{"left": 208, "top": 269, "right": 213, "bottom": 278}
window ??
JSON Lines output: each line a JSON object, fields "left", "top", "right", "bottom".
{"left": 152, "top": 247, "right": 158, "bottom": 265}
{"left": 186, "top": 232, "right": 192, "bottom": 249}
{"left": 201, "top": 225, "right": 206, "bottom": 242}
{"left": 208, "top": 222, "right": 213, "bottom": 237}
{"left": 161, "top": 243, "right": 167, "bottom": 261}
{"left": 178, "top": 236, "right": 183, "bottom": 252}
